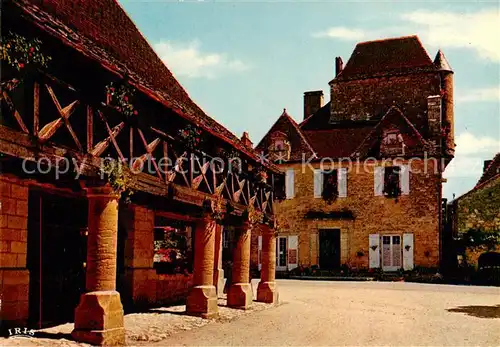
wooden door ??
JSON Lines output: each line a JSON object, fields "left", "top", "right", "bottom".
{"left": 382, "top": 235, "right": 402, "bottom": 271}
{"left": 319, "top": 229, "right": 341, "bottom": 270}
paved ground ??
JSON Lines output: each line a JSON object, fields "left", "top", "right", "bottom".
{"left": 156, "top": 280, "right": 500, "bottom": 346}
{"left": 2, "top": 280, "right": 499, "bottom": 346}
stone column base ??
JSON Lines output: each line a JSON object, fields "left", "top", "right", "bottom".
{"left": 186, "top": 285, "right": 218, "bottom": 318}
{"left": 257, "top": 281, "right": 279, "bottom": 304}
{"left": 72, "top": 291, "right": 125, "bottom": 346}
{"left": 227, "top": 283, "right": 252, "bottom": 309}
{"left": 215, "top": 269, "right": 225, "bottom": 298}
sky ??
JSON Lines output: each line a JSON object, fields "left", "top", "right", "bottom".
{"left": 119, "top": 0, "right": 500, "bottom": 200}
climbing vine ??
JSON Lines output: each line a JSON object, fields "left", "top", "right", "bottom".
{"left": 100, "top": 159, "right": 134, "bottom": 203}
{"left": 178, "top": 124, "right": 203, "bottom": 152}
{"left": 105, "top": 82, "right": 138, "bottom": 118}
{"left": 0, "top": 31, "right": 51, "bottom": 90}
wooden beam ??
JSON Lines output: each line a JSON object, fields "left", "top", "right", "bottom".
{"left": 90, "top": 122, "right": 125, "bottom": 157}
{"left": 87, "top": 106, "right": 93, "bottom": 153}
{"left": 97, "top": 110, "right": 126, "bottom": 163}
{"left": 1, "top": 91, "right": 29, "bottom": 134}
{"left": 137, "top": 129, "right": 162, "bottom": 179}
{"left": 45, "top": 85, "right": 82, "bottom": 151}
{"left": 33, "top": 82, "right": 39, "bottom": 136}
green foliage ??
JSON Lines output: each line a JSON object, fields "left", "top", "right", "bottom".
{"left": 457, "top": 228, "right": 500, "bottom": 251}
{"left": 105, "top": 82, "right": 137, "bottom": 118}
{"left": 100, "top": 159, "right": 134, "bottom": 203}
{"left": 178, "top": 125, "right": 203, "bottom": 152}
{"left": 1, "top": 31, "right": 51, "bottom": 71}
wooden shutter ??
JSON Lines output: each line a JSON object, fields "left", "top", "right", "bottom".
{"left": 369, "top": 234, "right": 380, "bottom": 268}
{"left": 374, "top": 166, "right": 384, "bottom": 196}
{"left": 287, "top": 235, "right": 298, "bottom": 270}
{"left": 403, "top": 233, "right": 414, "bottom": 270}
{"left": 400, "top": 164, "right": 410, "bottom": 195}
{"left": 313, "top": 169, "right": 323, "bottom": 198}
{"left": 338, "top": 168, "right": 347, "bottom": 197}
{"left": 258, "top": 235, "right": 262, "bottom": 271}
{"left": 286, "top": 169, "right": 295, "bottom": 199}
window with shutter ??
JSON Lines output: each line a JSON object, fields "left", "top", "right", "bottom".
{"left": 285, "top": 168, "right": 295, "bottom": 199}
{"left": 338, "top": 168, "right": 347, "bottom": 197}
{"left": 374, "top": 166, "right": 384, "bottom": 196}
{"left": 400, "top": 164, "right": 410, "bottom": 195}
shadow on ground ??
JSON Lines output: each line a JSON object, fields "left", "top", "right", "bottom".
{"left": 447, "top": 305, "right": 500, "bottom": 318}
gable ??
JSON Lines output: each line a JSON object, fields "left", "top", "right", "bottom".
{"left": 256, "top": 111, "right": 315, "bottom": 161}
{"left": 354, "top": 106, "right": 428, "bottom": 158}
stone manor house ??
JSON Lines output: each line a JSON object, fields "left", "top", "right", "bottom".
{"left": 256, "top": 36, "right": 455, "bottom": 273}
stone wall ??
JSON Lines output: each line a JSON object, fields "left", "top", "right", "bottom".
{"left": 455, "top": 177, "right": 500, "bottom": 266}
{"left": 0, "top": 175, "right": 29, "bottom": 325}
{"left": 120, "top": 204, "right": 194, "bottom": 309}
{"left": 330, "top": 72, "right": 441, "bottom": 132}
{"left": 273, "top": 159, "right": 441, "bottom": 269}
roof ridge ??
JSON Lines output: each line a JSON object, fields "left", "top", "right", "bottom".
{"left": 283, "top": 111, "right": 317, "bottom": 156}
{"left": 356, "top": 34, "right": 419, "bottom": 46}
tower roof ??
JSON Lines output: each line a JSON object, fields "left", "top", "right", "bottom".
{"left": 434, "top": 49, "right": 453, "bottom": 73}
{"left": 333, "top": 35, "right": 435, "bottom": 81}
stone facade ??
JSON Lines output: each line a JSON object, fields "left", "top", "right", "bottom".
{"left": 275, "top": 159, "right": 441, "bottom": 270}
{"left": 452, "top": 175, "right": 500, "bottom": 267}
{"left": 0, "top": 175, "right": 29, "bottom": 325}
{"left": 256, "top": 37, "right": 452, "bottom": 272}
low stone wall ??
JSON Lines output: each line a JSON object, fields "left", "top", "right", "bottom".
{"left": 122, "top": 270, "right": 193, "bottom": 309}
{"left": 156, "top": 273, "right": 193, "bottom": 305}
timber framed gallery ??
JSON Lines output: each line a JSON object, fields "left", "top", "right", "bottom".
{"left": 0, "top": 0, "right": 283, "bottom": 345}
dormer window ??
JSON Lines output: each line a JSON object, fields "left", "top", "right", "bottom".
{"left": 268, "top": 131, "right": 291, "bottom": 163}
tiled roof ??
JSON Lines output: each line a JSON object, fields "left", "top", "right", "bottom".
{"left": 333, "top": 35, "right": 436, "bottom": 81}
{"left": 255, "top": 110, "right": 316, "bottom": 161}
{"left": 476, "top": 153, "right": 500, "bottom": 187}
{"left": 12, "top": 0, "right": 279, "bottom": 171}
{"left": 353, "top": 106, "right": 428, "bottom": 157}
{"left": 303, "top": 127, "right": 373, "bottom": 158}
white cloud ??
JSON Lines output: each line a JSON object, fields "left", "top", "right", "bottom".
{"left": 402, "top": 9, "right": 500, "bottom": 62}
{"left": 313, "top": 9, "right": 500, "bottom": 62}
{"left": 457, "top": 86, "right": 500, "bottom": 103}
{"left": 154, "top": 40, "right": 249, "bottom": 79}
{"left": 444, "top": 132, "right": 500, "bottom": 179}
{"left": 312, "top": 27, "right": 367, "bottom": 40}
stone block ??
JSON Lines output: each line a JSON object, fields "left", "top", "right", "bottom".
{"left": 7, "top": 216, "right": 27, "bottom": 230}
{"left": 72, "top": 290, "right": 125, "bottom": 346}
{"left": 257, "top": 281, "right": 279, "bottom": 304}
{"left": 227, "top": 283, "right": 253, "bottom": 310}
{"left": 186, "top": 285, "right": 218, "bottom": 318}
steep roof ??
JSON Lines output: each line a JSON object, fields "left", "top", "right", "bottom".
{"left": 12, "top": 0, "right": 276, "bottom": 169}
{"left": 255, "top": 110, "right": 316, "bottom": 161}
{"left": 476, "top": 153, "right": 500, "bottom": 187}
{"left": 333, "top": 35, "right": 436, "bottom": 81}
{"left": 434, "top": 49, "right": 453, "bottom": 72}
{"left": 353, "top": 106, "right": 428, "bottom": 157}
{"left": 303, "top": 127, "right": 373, "bottom": 158}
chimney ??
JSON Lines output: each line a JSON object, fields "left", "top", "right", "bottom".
{"left": 303, "top": 90, "right": 324, "bottom": 120}
{"left": 427, "top": 95, "right": 442, "bottom": 142}
{"left": 335, "top": 56, "right": 343, "bottom": 77}
{"left": 241, "top": 131, "right": 253, "bottom": 148}
{"left": 483, "top": 160, "right": 493, "bottom": 173}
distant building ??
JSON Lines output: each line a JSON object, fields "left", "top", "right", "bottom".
{"left": 448, "top": 154, "right": 500, "bottom": 267}
{"left": 256, "top": 36, "right": 454, "bottom": 272}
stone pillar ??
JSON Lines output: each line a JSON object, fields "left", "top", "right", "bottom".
{"left": 72, "top": 186, "right": 125, "bottom": 346}
{"left": 186, "top": 217, "right": 218, "bottom": 318}
{"left": 121, "top": 204, "right": 156, "bottom": 308}
{"left": 213, "top": 224, "right": 224, "bottom": 298}
{"left": 257, "top": 224, "right": 278, "bottom": 304}
{"left": 227, "top": 222, "right": 252, "bottom": 309}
